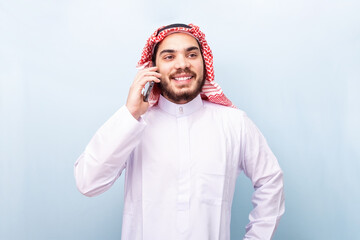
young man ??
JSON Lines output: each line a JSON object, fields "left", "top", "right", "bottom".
{"left": 75, "top": 23, "right": 285, "bottom": 240}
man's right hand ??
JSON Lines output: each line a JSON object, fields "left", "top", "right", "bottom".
{"left": 126, "top": 66, "right": 161, "bottom": 120}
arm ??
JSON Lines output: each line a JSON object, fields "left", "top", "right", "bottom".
{"left": 240, "top": 116, "right": 285, "bottom": 240}
{"left": 74, "top": 106, "right": 146, "bottom": 197}
{"left": 74, "top": 66, "right": 161, "bottom": 197}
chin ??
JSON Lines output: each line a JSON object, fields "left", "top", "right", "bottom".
{"left": 160, "top": 77, "right": 205, "bottom": 103}
{"left": 164, "top": 89, "right": 200, "bottom": 103}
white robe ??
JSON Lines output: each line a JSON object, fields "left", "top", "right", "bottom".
{"left": 74, "top": 94, "right": 285, "bottom": 240}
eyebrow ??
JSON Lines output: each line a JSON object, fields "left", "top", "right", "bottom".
{"left": 159, "top": 46, "right": 200, "bottom": 56}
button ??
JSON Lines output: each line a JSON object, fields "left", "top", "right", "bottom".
{"left": 179, "top": 107, "right": 183, "bottom": 114}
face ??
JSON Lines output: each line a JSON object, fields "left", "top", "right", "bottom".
{"left": 155, "top": 33, "right": 205, "bottom": 104}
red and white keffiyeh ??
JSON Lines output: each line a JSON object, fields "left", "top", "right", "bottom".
{"left": 137, "top": 23, "right": 235, "bottom": 108}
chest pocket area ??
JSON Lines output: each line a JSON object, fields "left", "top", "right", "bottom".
{"left": 196, "top": 172, "right": 230, "bottom": 205}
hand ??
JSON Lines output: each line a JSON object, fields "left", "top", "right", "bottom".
{"left": 126, "top": 66, "right": 161, "bottom": 120}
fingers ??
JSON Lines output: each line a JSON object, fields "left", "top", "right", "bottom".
{"left": 141, "top": 76, "right": 161, "bottom": 84}
{"left": 134, "top": 67, "right": 161, "bottom": 88}
{"left": 138, "top": 66, "right": 161, "bottom": 76}
{"left": 137, "top": 67, "right": 161, "bottom": 80}
{"left": 141, "top": 73, "right": 161, "bottom": 83}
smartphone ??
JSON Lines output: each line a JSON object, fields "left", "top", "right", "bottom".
{"left": 143, "top": 81, "right": 154, "bottom": 102}
{"left": 141, "top": 61, "right": 157, "bottom": 102}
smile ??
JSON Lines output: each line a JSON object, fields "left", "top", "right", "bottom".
{"left": 173, "top": 76, "right": 193, "bottom": 81}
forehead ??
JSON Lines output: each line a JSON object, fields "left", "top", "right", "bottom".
{"left": 156, "top": 33, "right": 200, "bottom": 52}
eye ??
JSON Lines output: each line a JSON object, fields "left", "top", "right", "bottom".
{"left": 188, "top": 52, "right": 198, "bottom": 58}
{"left": 163, "top": 55, "right": 174, "bottom": 60}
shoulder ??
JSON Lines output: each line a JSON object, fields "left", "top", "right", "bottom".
{"left": 201, "top": 101, "right": 253, "bottom": 133}
{"left": 203, "top": 100, "right": 247, "bottom": 119}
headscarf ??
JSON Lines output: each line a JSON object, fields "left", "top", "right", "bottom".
{"left": 137, "top": 23, "right": 235, "bottom": 108}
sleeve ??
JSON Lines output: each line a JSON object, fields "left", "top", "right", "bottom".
{"left": 239, "top": 116, "right": 285, "bottom": 240}
{"left": 74, "top": 105, "right": 147, "bottom": 197}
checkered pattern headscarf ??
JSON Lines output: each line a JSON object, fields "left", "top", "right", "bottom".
{"left": 137, "top": 23, "right": 235, "bottom": 108}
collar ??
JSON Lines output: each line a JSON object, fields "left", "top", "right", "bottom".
{"left": 158, "top": 94, "right": 203, "bottom": 117}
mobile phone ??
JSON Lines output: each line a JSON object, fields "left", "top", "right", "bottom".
{"left": 143, "top": 81, "right": 154, "bottom": 102}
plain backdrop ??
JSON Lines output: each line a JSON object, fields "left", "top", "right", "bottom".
{"left": 1, "top": 0, "right": 359, "bottom": 239}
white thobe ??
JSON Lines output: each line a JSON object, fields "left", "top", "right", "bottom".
{"left": 74, "top": 94, "right": 285, "bottom": 240}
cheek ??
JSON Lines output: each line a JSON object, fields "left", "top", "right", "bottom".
{"left": 193, "top": 60, "right": 205, "bottom": 73}
{"left": 196, "top": 65, "right": 205, "bottom": 77}
{"left": 157, "top": 64, "right": 172, "bottom": 76}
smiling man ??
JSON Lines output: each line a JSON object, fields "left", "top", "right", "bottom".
{"left": 74, "top": 24, "right": 285, "bottom": 240}
{"left": 155, "top": 33, "right": 204, "bottom": 103}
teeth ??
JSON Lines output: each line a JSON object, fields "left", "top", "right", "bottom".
{"left": 174, "top": 76, "right": 192, "bottom": 81}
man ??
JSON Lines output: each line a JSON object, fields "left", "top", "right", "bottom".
{"left": 74, "top": 23, "right": 285, "bottom": 240}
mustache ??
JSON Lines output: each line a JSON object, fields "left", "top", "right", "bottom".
{"left": 169, "top": 68, "right": 196, "bottom": 78}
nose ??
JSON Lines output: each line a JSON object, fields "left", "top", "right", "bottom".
{"left": 174, "top": 54, "right": 190, "bottom": 69}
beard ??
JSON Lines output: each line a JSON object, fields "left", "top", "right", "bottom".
{"left": 159, "top": 69, "right": 205, "bottom": 103}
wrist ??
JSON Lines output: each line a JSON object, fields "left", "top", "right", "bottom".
{"left": 125, "top": 104, "right": 141, "bottom": 120}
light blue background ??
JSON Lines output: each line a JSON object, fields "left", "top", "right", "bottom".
{"left": 1, "top": 0, "right": 359, "bottom": 239}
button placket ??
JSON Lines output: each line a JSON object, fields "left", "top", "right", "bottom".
{"left": 176, "top": 116, "right": 190, "bottom": 233}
